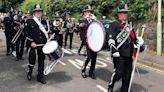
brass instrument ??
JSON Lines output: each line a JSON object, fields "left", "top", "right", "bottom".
{"left": 53, "top": 20, "right": 62, "bottom": 29}
{"left": 53, "top": 20, "right": 64, "bottom": 34}
{"left": 11, "top": 21, "right": 24, "bottom": 44}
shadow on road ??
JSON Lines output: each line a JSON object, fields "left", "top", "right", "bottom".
{"left": 114, "top": 83, "right": 147, "bottom": 92}
{"left": 136, "top": 68, "right": 149, "bottom": 74}
{"left": 96, "top": 68, "right": 113, "bottom": 82}
{"left": 46, "top": 71, "right": 72, "bottom": 85}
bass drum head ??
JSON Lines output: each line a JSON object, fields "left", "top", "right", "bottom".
{"left": 43, "top": 41, "right": 58, "bottom": 54}
{"left": 86, "top": 21, "right": 105, "bottom": 52}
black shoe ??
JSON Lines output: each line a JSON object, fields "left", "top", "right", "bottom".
{"left": 108, "top": 85, "right": 114, "bottom": 92}
{"left": 69, "top": 47, "right": 72, "bottom": 50}
{"left": 27, "top": 71, "right": 32, "bottom": 80}
{"left": 18, "top": 57, "right": 24, "bottom": 60}
{"left": 81, "top": 70, "right": 87, "bottom": 78}
{"left": 89, "top": 74, "right": 96, "bottom": 79}
{"left": 37, "top": 79, "right": 47, "bottom": 84}
{"left": 15, "top": 58, "right": 19, "bottom": 61}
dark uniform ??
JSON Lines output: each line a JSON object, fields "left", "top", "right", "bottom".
{"left": 78, "top": 18, "right": 87, "bottom": 55}
{"left": 81, "top": 5, "right": 97, "bottom": 79}
{"left": 64, "top": 14, "right": 74, "bottom": 49}
{"left": 3, "top": 12, "right": 16, "bottom": 55}
{"left": 108, "top": 20, "right": 136, "bottom": 92}
{"left": 107, "top": 4, "right": 138, "bottom": 92}
{"left": 24, "top": 14, "right": 31, "bottom": 52}
{"left": 14, "top": 12, "right": 26, "bottom": 60}
{"left": 26, "top": 4, "right": 47, "bottom": 84}
{"left": 41, "top": 15, "right": 50, "bottom": 33}
{"left": 51, "top": 16, "right": 63, "bottom": 47}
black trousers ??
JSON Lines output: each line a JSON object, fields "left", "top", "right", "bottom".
{"left": 54, "top": 34, "right": 63, "bottom": 47}
{"left": 109, "top": 56, "right": 133, "bottom": 92}
{"left": 64, "top": 32, "right": 73, "bottom": 49}
{"left": 82, "top": 46, "right": 97, "bottom": 75}
{"left": 4, "top": 31, "right": 15, "bottom": 54}
{"left": 28, "top": 48, "right": 45, "bottom": 79}
{"left": 16, "top": 35, "right": 25, "bottom": 59}
{"left": 78, "top": 39, "right": 86, "bottom": 52}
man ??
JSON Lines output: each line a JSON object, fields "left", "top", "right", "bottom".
{"left": 78, "top": 15, "right": 87, "bottom": 55}
{"left": 51, "top": 13, "right": 63, "bottom": 47}
{"left": 80, "top": 5, "right": 97, "bottom": 79}
{"left": 26, "top": 4, "right": 48, "bottom": 84}
{"left": 107, "top": 4, "right": 144, "bottom": 92}
{"left": 3, "top": 11, "right": 16, "bottom": 56}
{"left": 24, "top": 10, "right": 31, "bottom": 52}
{"left": 14, "top": 11, "right": 26, "bottom": 61}
{"left": 42, "top": 12, "right": 50, "bottom": 33}
{"left": 64, "top": 13, "right": 75, "bottom": 49}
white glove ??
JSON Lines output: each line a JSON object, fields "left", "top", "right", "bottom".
{"left": 108, "top": 39, "right": 115, "bottom": 46}
{"left": 137, "top": 37, "right": 144, "bottom": 46}
{"left": 112, "top": 52, "right": 120, "bottom": 57}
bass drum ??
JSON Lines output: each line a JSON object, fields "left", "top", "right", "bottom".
{"left": 86, "top": 20, "right": 106, "bottom": 52}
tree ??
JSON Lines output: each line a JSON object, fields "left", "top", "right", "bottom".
{"left": 0, "top": 0, "right": 24, "bottom": 12}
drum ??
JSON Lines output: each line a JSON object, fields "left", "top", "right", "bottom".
{"left": 42, "top": 41, "right": 64, "bottom": 61}
{"left": 86, "top": 20, "right": 106, "bottom": 52}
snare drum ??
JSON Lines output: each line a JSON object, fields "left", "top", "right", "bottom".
{"left": 42, "top": 41, "right": 64, "bottom": 61}
{"left": 86, "top": 20, "right": 106, "bottom": 52}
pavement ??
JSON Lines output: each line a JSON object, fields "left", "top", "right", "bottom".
{"left": 0, "top": 29, "right": 164, "bottom": 92}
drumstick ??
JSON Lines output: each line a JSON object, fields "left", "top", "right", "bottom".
{"left": 128, "top": 24, "right": 146, "bottom": 92}
{"left": 48, "top": 33, "right": 55, "bottom": 42}
{"left": 36, "top": 44, "right": 44, "bottom": 47}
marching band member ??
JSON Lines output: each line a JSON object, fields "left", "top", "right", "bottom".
{"left": 3, "top": 10, "right": 16, "bottom": 56}
{"left": 64, "top": 12, "right": 75, "bottom": 49}
{"left": 14, "top": 11, "right": 25, "bottom": 61}
{"left": 24, "top": 10, "right": 32, "bottom": 52}
{"left": 107, "top": 4, "right": 144, "bottom": 92}
{"left": 26, "top": 4, "right": 48, "bottom": 84}
{"left": 80, "top": 5, "right": 97, "bottom": 79}
{"left": 51, "top": 13, "right": 63, "bottom": 47}
{"left": 42, "top": 12, "right": 50, "bottom": 33}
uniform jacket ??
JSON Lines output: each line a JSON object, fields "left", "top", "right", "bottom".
{"left": 26, "top": 18, "right": 47, "bottom": 47}
{"left": 108, "top": 19, "right": 137, "bottom": 57}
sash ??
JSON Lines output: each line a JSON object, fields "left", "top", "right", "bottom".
{"left": 115, "top": 20, "right": 137, "bottom": 57}
{"left": 115, "top": 20, "right": 130, "bottom": 49}
{"left": 33, "top": 17, "right": 48, "bottom": 40}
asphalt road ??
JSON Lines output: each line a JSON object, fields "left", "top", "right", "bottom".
{"left": 0, "top": 29, "right": 164, "bottom": 92}
{"left": 0, "top": 46, "right": 164, "bottom": 92}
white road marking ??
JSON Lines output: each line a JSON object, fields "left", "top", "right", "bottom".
{"left": 71, "top": 49, "right": 78, "bottom": 54}
{"left": 59, "top": 60, "right": 66, "bottom": 66}
{"left": 97, "top": 58, "right": 112, "bottom": 63}
{"left": 62, "top": 48, "right": 73, "bottom": 55}
{"left": 68, "top": 59, "right": 81, "bottom": 69}
{"left": 96, "top": 60, "right": 108, "bottom": 68}
{"left": 96, "top": 85, "right": 107, "bottom": 92}
{"left": 71, "top": 49, "right": 85, "bottom": 54}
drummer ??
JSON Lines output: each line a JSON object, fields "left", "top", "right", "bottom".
{"left": 79, "top": 5, "right": 97, "bottom": 79}
{"left": 26, "top": 4, "right": 47, "bottom": 84}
